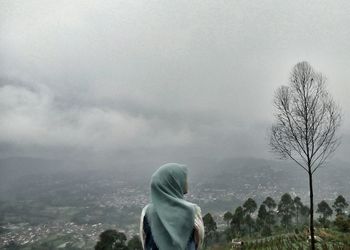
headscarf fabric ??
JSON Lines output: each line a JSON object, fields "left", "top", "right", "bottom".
{"left": 146, "top": 163, "right": 195, "bottom": 250}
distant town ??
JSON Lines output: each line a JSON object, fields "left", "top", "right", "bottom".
{"left": 1, "top": 158, "right": 349, "bottom": 249}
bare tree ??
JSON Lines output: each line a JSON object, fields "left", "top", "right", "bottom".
{"left": 269, "top": 61, "right": 341, "bottom": 250}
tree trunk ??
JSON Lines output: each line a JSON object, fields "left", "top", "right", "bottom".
{"left": 296, "top": 208, "right": 299, "bottom": 227}
{"left": 308, "top": 171, "right": 316, "bottom": 250}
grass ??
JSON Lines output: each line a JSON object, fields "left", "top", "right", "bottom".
{"left": 207, "top": 228, "right": 350, "bottom": 250}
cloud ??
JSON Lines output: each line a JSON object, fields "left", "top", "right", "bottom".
{"left": 0, "top": 1, "right": 349, "bottom": 164}
{"left": 0, "top": 78, "right": 193, "bottom": 156}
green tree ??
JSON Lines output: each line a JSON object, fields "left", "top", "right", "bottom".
{"left": 278, "top": 193, "right": 295, "bottom": 230}
{"left": 242, "top": 198, "right": 257, "bottom": 236}
{"left": 333, "top": 195, "right": 348, "bottom": 216}
{"left": 95, "top": 229, "right": 127, "bottom": 250}
{"left": 127, "top": 235, "right": 142, "bottom": 250}
{"left": 203, "top": 213, "right": 217, "bottom": 246}
{"left": 223, "top": 227, "right": 233, "bottom": 242}
{"left": 256, "top": 204, "right": 268, "bottom": 229}
{"left": 263, "top": 197, "right": 277, "bottom": 211}
{"left": 316, "top": 200, "right": 333, "bottom": 227}
{"left": 300, "top": 204, "right": 310, "bottom": 225}
{"left": 223, "top": 211, "right": 233, "bottom": 227}
{"left": 114, "top": 231, "right": 128, "bottom": 250}
{"left": 334, "top": 214, "right": 350, "bottom": 232}
{"left": 231, "top": 206, "right": 244, "bottom": 235}
{"left": 263, "top": 197, "right": 277, "bottom": 228}
{"left": 293, "top": 196, "right": 303, "bottom": 227}
{"left": 5, "top": 240, "right": 21, "bottom": 250}
{"left": 243, "top": 198, "right": 257, "bottom": 215}
{"left": 244, "top": 214, "right": 255, "bottom": 237}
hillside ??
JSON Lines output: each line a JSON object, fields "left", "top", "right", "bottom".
{"left": 1, "top": 157, "right": 350, "bottom": 249}
{"left": 211, "top": 228, "right": 350, "bottom": 250}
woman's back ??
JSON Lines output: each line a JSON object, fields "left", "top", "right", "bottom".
{"left": 139, "top": 163, "right": 204, "bottom": 250}
{"left": 142, "top": 212, "right": 196, "bottom": 250}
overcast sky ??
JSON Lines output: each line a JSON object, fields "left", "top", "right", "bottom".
{"left": 0, "top": 1, "right": 349, "bottom": 168}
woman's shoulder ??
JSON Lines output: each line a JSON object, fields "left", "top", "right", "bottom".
{"left": 191, "top": 204, "right": 203, "bottom": 221}
{"left": 185, "top": 202, "right": 202, "bottom": 215}
{"left": 141, "top": 204, "right": 150, "bottom": 217}
{"left": 192, "top": 204, "right": 201, "bottom": 213}
{"left": 190, "top": 203, "right": 204, "bottom": 250}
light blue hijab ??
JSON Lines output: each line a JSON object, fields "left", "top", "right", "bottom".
{"left": 146, "top": 163, "right": 195, "bottom": 250}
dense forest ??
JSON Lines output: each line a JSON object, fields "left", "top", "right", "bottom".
{"left": 91, "top": 193, "right": 350, "bottom": 250}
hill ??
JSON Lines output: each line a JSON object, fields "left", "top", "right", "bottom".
{"left": 211, "top": 228, "right": 350, "bottom": 250}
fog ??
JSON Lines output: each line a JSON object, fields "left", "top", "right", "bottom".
{"left": 1, "top": 1, "right": 349, "bottom": 170}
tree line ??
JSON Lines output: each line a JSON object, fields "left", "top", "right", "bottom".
{"left": 94, "top": 230, "right": 142, "bottom": 250}
{"left": 202, "top": 194, "right": 349, "bottom": 248}
{"left": 93, "top": 193, "right": 348, "bottom": 249}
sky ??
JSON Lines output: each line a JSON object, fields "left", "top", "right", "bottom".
{"left": 0, "top": 0, "right": 349, "bottom": 169}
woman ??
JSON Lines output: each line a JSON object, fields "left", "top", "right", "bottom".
{"left": 140, "top": 163, "right": 204, "bottom": 250}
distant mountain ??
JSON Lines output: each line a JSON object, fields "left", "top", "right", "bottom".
{"left": 193, "top": 157, "right": 350, "bottom": 203}
{"left": 0, "top": 156, "right": 349, "bottom": 203}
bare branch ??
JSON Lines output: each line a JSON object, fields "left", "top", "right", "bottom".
{"left": 270, "top": 61, "right": 341, "bottom": 174}
{"left": 270, "top": 61, "right": 342, "bottom": 250}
